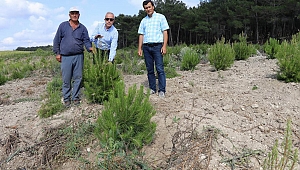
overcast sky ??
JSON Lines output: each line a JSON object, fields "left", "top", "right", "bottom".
{"left": 0, "top": 0, "right": 199, "bottom": 50}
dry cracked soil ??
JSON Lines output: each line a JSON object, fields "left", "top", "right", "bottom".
{"left": 0, "top": 54, "right": 300, "bottom": 169}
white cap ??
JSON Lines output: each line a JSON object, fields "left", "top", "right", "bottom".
{"left": 69, "top": 7, "right": 79, "bottom": 12}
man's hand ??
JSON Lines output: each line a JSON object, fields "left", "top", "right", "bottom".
{"left": 161, "top": 46, "right": 167, "bottom": 55}
{"left": 138, "top": 49, "right": 143, "bottom": 56}
{"left": 56, "top": 54, "right": 61, "bottom": 62}
{"left": 89, "top": 47, "right": 95, "bottom": 54}
{"left": 95, "top": 34, "right": 103, "bottom": 39}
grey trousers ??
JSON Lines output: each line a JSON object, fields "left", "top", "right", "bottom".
{"left": 61, "top": 54, "right": 84, "bottom": 102}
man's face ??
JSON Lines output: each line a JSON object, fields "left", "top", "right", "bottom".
{"left": 143, "top": 2, "right": 154, "bottom": 16}
{"left": 69, "top": 11, "right": 80, "bottom": 21}
{"left": 104, "top": 13, "right": 115, "bottom": 28}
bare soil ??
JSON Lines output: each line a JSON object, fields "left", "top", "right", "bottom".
{"left": 0, "top": 54, "right": 300, "bottom": 169}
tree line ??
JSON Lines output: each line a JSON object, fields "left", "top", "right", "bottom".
{"left": 16, "top": 0, "right": 300, "bottom": 51}
{"left": 115, "top": 0, "right": 300, "bottom": 48}
{"left": 16, "top": 45, "right": 52, "bottom": 51}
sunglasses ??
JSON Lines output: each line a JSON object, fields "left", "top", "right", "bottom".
{"left": 105, "top": 18, "right": 115, "bottom": 21}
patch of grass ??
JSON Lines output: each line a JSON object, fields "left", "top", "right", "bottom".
{"left": 61, "top": 121, "right": 96, "bottom": 158}
{"left": 38, "top": 76, "right": 64, "bottom": 118}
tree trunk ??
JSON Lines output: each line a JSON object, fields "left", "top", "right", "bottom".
{"left": 169, "top": 28, "right": 174, "bottom": 46}
{"left": 176, "top": 24, "right": 181, "bottom": 45}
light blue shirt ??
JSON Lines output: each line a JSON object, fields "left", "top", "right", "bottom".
{"left": 91, "top": 23, "right": 118, "bottom": 61}
{"left": 138, "top": 12, "right": 169, "bottom": 43}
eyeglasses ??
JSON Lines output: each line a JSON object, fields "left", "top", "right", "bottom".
{"left": 105, "top": 18, "right": 114, "bottom": 22}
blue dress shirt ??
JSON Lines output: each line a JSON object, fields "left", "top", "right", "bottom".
{"left": 91, "top": 23, "right": 118, "bottom": 62}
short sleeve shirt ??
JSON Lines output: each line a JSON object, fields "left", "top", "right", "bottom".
{"left": 138, "top": 12, "right": 169, "bottom": 43}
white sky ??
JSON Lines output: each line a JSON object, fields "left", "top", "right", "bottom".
{"left": 0, "top": 0, "right": 199, "bottom": 50}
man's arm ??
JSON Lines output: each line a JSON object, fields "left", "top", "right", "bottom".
{"left": 161, "top": 30, "right": 168, "bottom": 55}
{"left": 53, "top": 24, "right": 62, "bottom": 62}
{"left": 83, "top": 27, "right": 93, "bottom": 52}
{"left": 108, "top": 31, "right": 119, "bottom": 62}
{"left": 138, "top": 34, "right": 144, "bottom": 56}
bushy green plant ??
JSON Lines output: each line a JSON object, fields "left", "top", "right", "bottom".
{"left": 233, "top": 33, "right": 256, "bottom": 60}
{"left": 84, "top": 52, "right": 122, "bottom": 104}
{"left": 264, "top": 38, "right": 280, "bottom": 59}
{"left": 180, "top": 47, "right": 200, "bottom": 71}
{"left": 276, "top": 39, "right": 300, "bottom": 82}
{"left": 208, "top": 38, "right": 235, "bottom": 71}
{"left": 95, "top": 82, "right": 156, "bottom": 150}
{"left": 263, "top": 119, "right": 298, "bottom": 170}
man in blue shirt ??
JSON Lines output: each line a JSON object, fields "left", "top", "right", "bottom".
{"left": 91, "top": 12, "right": 118, "bottom": 63}
{"left": 53, "top": 7, "right": 93, "bottom": 107}
{"left": 138, "top": 0, "right": 169, "bottom": 98}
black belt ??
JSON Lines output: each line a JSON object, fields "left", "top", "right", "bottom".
{"left": 143, "top": 43, "right": 162, "bottom": 47}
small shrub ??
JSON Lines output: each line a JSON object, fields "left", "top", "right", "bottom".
{"left": 264, "top": 38, "right": 280, "bottom": 59}
{"left": 276, "top": 39, "right": 300, "bottom": 83}
{"left": 84, "top": 52, "right": 122, "bottom": 104}
{"left": 233, "top": 33, "right": 256, "bottom": 60}
{"left": 208, "top": 38, "right": 235, "bottom": 71}
{"left": 263, "top": 119, "right": 298, "bottom": 170}
{"left": 180, "top": 47, "right": 200, "bottom": 71}
{"left": 95, "top": 82, "right": 156, "bottom": 150}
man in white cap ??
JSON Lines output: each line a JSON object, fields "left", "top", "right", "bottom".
{"left": 53, "top": 7, "right": 93, "bottom": 107}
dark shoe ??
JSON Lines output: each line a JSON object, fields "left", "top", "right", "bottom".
{"left": 64, "top": 101, "right": 71, "bottom": 108}
{"left": 73, "top": 100, "right": 81, "bottom": 106}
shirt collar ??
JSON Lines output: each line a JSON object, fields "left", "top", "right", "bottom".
{"left": 146, "top": 11, "right": 156, "bottom": 18}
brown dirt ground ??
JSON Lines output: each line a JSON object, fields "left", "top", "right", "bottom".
{"left": 0, "top": 54, "right": 300, "bottom": 169}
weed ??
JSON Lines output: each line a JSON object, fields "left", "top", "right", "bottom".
{"left": 252, "top": 85, "right": 258, "bottom": 90}
{"left": 263, "top": 119, "right": 298, "bottom": 170}
{"left": 172, "top": 116, "right": 180, "bottom": 123}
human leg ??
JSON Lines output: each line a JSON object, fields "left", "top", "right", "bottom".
{"left": 72, "top": 54, "right": 84, "bottom": 101}
{"left": 61, "top": 56, "right": 73, "bottom": 102}
{"left": 143, "top": 46, "right": 156, "bottom": 92}
{"left": 153, "top": 45, "right": 166, "bottom": 93}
